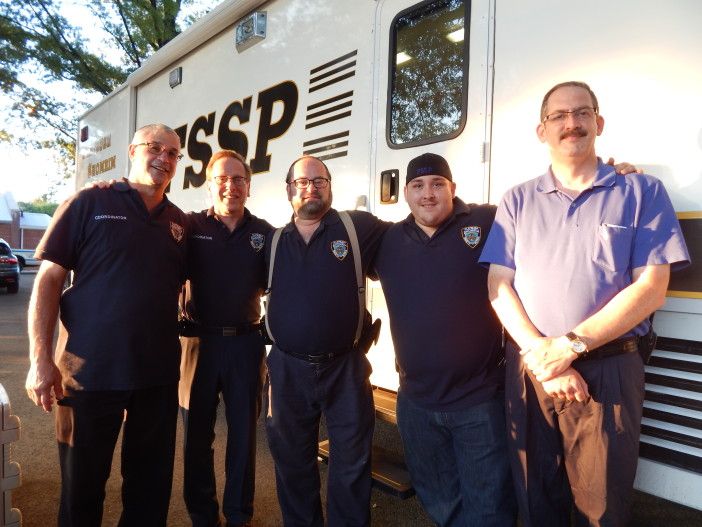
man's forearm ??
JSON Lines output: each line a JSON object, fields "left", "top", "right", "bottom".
{"left": 573, "top": 264, "right": 670, "bottom": 349}
{"left": 487, "top": 264, "right": 542, "bottom": 348}
{"left": 28, "top": 261, "right": 67, "bottom": 363}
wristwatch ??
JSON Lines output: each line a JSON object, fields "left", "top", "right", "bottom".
{"left": 565, "top": 332, "right": 588, "bottom": 358}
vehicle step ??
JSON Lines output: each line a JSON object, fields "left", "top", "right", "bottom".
{"left": 372, "top": 386, "right": 397, "bottom": 424}
{"left": 318, "top": 440, "right": 414, "bottom": 499}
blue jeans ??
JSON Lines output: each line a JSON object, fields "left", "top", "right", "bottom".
{"left": 397, "top": 391, "right": 516, "bottom": 527}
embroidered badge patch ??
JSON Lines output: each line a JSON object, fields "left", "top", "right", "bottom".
{"left": 331, "top": 240, "right": 349, "bottom": 261}
{"left": 170, "top": 221, "right": 185, "bottom": 243}
{"left": 250, "top": 232, "right": 265, "bottom": 252}
{"left": 461, "top": 226, "right": 481, "bottom": 248}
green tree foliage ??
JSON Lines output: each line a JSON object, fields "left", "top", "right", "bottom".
{"left": 390, "top": 0, "right": 466, "bottom": 144}
{"left": 90, "top": 0, "right": 190, "bottom": 69}
{"left": 18, "top": 199, "right": 60, "bottom": 217}
{"left": 0, "top": 0, "right": 212, "bottom": 184}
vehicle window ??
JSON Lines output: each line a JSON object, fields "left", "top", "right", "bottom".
{"left": 388, "top": 0, "right": 468, "bottom": 147}
{"left": 0, "top": 244, "right": 11, "bottom": 256}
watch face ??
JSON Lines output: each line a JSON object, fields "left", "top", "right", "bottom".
{"left": 572, "top": 340, "right": 587, "bottom": 354}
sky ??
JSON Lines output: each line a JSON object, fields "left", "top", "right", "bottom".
{"left": 0, "top": 139, "right": 74, "bottom": 204}
{"left": 0, "top": 0, "right": 214, "bottom": 205}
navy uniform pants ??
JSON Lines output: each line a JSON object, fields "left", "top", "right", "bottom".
{"left": 265, "top": 346, "right": 374, "bottom": 527}
{"left": 505, "top": 341, "right": 645, "bottom": 527}
{"left": 179, "top": 332, "right": 266, "bottom": 527}
{"left": 56, "top": 384, "right": 178, "bottom": 527}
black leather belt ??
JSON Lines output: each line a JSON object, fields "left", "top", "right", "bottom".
{"left": 578, "top": 337, "right": 638, "bottom": 361}
{"left": 193, "top": 323, "right": 262, "bottom": 337}
{"left": 280, "top": 347, "right": 353, "bottom": 364}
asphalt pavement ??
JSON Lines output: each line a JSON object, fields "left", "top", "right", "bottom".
{"left": 2, "top": 273, "right": 701, "bottom": 526}
{"left": 0, "top": 272, "right": 432, "bottom": 526}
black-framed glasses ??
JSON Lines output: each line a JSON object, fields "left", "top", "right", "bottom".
{"left": 213, "top": 175, "right": 248, "bottom": 186}
{"left": 542, "top": 106, "right": 597, "bottom": 124}
{"left": 133, "top": 142, "right": 184, "bottom": 161}
{"left": 289, "top": 177, "right": 330, "bottom": 189}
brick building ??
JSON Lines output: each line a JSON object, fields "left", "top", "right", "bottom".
{"left": 0, "top": 192, "right": 51, "bottom": 249}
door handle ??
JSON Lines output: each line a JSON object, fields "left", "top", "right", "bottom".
{"left": 380, "top": 169, "right": 399, "bottom": 204}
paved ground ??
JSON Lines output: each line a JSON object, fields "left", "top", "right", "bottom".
{"left": 2, "top": 272, "right": 702, "bottom": 526}
{"left": 0, "top": 271, "right": 431, "bottom": 526}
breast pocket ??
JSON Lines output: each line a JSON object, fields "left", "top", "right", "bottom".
{"left": 592, "top": 224, "right": 633, "bottom": 272}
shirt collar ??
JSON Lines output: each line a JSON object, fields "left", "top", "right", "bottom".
{"left": 536, "top": 157, "right": 617, "bottom": 193}
{"left": 116, "top": 178, "right": 174, "bottom": 215}
{"left": 206, "top": 206, "right": 252, "bottom": 224}
{"left": 114, "top": 179, "right": 132, "bottom": 192}
{"left": 283, "top": 207, "right": 338, "bottom": 234}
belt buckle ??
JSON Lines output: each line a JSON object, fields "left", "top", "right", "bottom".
{"left": 306, "top": 352, "right": 333, "bottom": 363}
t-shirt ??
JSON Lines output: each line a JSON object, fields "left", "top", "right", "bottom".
{"left": 373, "top": 198, "right": 504, "bottom": 411}
{"left": 35, "top": 182, "right": 188, "bottom": 390}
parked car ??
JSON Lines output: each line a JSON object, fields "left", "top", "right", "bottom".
{"left": 0, "top": 238, "right": 20, "bottom": 294}
{"left": 11, "top": 247, "right": 39, "bottom": 269}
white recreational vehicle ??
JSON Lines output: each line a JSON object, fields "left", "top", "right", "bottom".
{"left": 75, "top": 0, "right": 702, "bottom": 510}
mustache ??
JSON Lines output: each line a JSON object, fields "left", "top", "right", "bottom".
{"left": 560, "top": 128, "right": 587, "bottom": 140}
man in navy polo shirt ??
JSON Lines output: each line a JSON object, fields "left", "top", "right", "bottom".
{"left": 179, "top": 149, "right": 273, "bottom": 527}
{"left": 264, "top": 156, "right": 389, "bottom": 527}
{"left": 25, "top": 123, "right": 188, "bottom": 526}
{"left": 371, "top": 153, "right": 516, "bottom": 526}
{"left": 481, "top": 81, "right": 690, "bottom": 526}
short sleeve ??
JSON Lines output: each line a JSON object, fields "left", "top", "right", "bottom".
{"left": 349, "top": 210, "right": 391, "bottom": 272}
{"left": 34, "top": 192, "right": 86, "bottom": 270}
{"left": 479, "top": 191, "right": 517, "bottom": 269}
{"left": 632, "top": 178, "right": 690, "bottom": 271}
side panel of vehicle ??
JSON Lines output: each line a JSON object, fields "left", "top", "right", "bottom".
{"left": 134, "top": 1, "right": 377, "bottom": 228}
{"left": 76, "top": 86, "right": 132, "bottom": 187}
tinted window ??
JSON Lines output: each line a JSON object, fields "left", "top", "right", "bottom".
{"left": 389, "top": 0, "right": 468, "bottom": 146}
{"left": 0, "top": 244, "right": 11, "bottom": 256}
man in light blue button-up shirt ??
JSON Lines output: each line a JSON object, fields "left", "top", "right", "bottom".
{"left": 480, "top": 81, "right": 689, "bottom": 527}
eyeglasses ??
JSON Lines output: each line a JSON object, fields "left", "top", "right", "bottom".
{"left": 289, "top": 177, "right": 330, "bottom": 189}
{"left": 212, "top": 175, "right": 248, "bottom": 186}
{"left": 542, "top": 106, "right": 598, "bottom": 124}
{"left": 133, "top": 142, "right": 184, "bottom": 161}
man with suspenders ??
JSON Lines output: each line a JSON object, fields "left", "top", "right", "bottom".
{"left": 263, "top": 155, "right": 389, "bottom": 527}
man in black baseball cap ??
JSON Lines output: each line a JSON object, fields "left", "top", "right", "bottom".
{"left": 372, "top": 152, "right": 516, "bottom": 525}
{"left": 405, "top": 152, "right": 453, "bottom": 184}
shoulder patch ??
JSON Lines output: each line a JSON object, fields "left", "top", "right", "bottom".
{"left": 461, "top": 226, "right": 481, "bottom": 249}
{"left": 331, "top": 240, "right": 349, "bottom": 261}
{"left": 250, "top": 232, "right": 265, "bottom": 252}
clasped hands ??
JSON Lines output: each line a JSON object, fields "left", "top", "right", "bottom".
{"left": 521, "top": 336, "right": 590, "bottom": 402}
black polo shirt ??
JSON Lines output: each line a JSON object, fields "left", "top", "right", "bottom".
{"left": 265, "top": 209, "right": 389, "bottom": 354}
{"left": 372, "top": 198, "right": 503, "bottom": 412}
{"left": 182, "top": 208, "right": 273, "bottom": 326}
{"left": 35, "top": 182, "right": 188, "bottom": 391}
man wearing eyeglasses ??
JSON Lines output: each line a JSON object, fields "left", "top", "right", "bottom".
{"left": 481, "top": 82, "right": 689, "bottom": 526}
{"left": 264, "top": 156, "right": 389, "bottom": 527}
{"left": 26, "top": 123, "right": 188, "bottom": 526}
{"left": 178, "top": 150, "right": 272, "bottom": 527}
